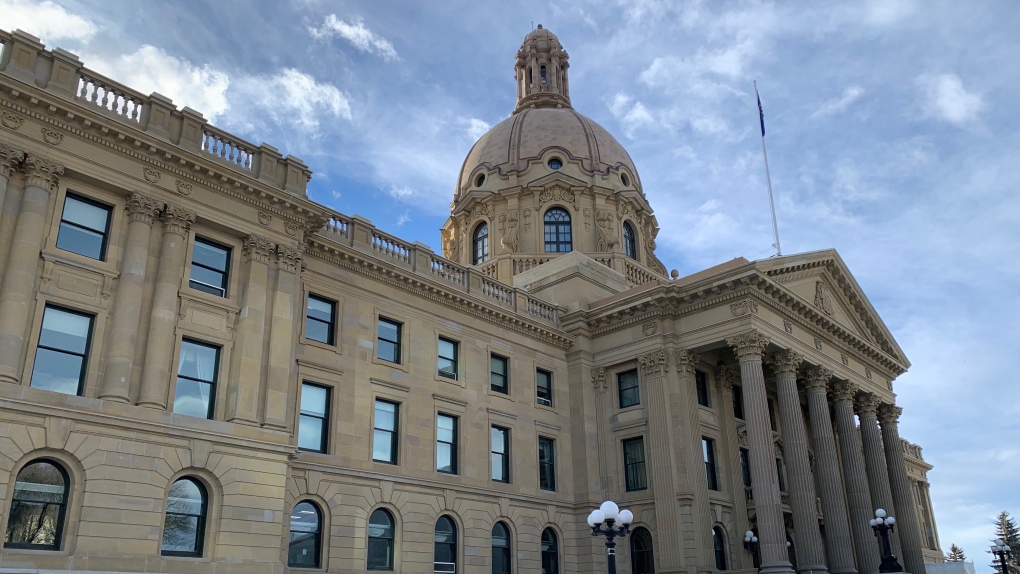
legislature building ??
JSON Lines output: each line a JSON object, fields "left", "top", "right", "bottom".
{"left": 0, "top": 26, "right": 941, "bottom": 574}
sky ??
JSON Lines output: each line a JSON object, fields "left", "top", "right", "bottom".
{"left": 2, "top": 0, "right": 1019, "bottom": 567}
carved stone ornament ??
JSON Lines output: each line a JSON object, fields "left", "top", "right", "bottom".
{"left": 726, "top": 330, "right": 770, "bottom": 363}
{"left": 285, "top": 222, "right": 299, "bottom": 237}
{"left": 143, "top": 167, "right": 161, "bottom": 183}
{"left": 829, "top": 380, "right": 858, "bottom": 404}
{"left": 673, "top": 349, "right": 699, "bottom": 377}
{"left": 638, "top": 348, "right": 668, "bottom": 377}
{"left": 856, "top": 392, "right": 882, "bottom": 415}
{"left": 41, "top": 126, "right": 63, "bottom": 145}
{"left": 21, "top": 155, "right": 64, "bottom": 190}
{"left": 715, "top": 365, "right": 739, "bottom": 390}
{"left": 276, "top": 244, "right": 301, "bottom": 273}
{"left": 804, "top": 366, "right": 833, "bottom": 391}
{"left": 595, "top": 208, "right": 617, "bottom": 251}
{"left": 499, "top": 209, "right": 519, "bottom": 252}
{"left": 814, "top": 337, "right": 823, "bottom": 351}
{"left": 125, "top": 192, "right": 162, "bottom": 225}
{"left": 865, "top": 367, "right": 873, "bottom": 380}
{"left": 258, "top": 211, "right": 272, "bottom": 226}
{"left": 523, "top": 208, "right": 532, "bottom": 233}
{"left": 730, "top": 300, "right": 759, "bottom": 317}
{"left": 840, "top": 353, "right": 849, "bottom": 366}
{"left": 1, "top": 111, "right": 24, "bottom": 130}
{"left": 783, "top": 320, "right": 793, "bottom": 334}
{"left": 242, "top": 234, "right": 274, "bottom": 264}
{"left": 0, "top": 143, "right": 24, "bottom": 176}
{"left": 583, "top": 208, "right": 592, "bottom": 231}
{"left": 642, "top": 321, "right": 657, "bottom": 336}
{"left": 767, "top": 349, "right": 803, "bottom": 378}
{"left": 877, "top": 403, "right": 902, "bottom": 425}
{"left": 175, "top": 179, "right": 193, "bottom": 196}
{"left": 814, "top": 281, "right": 835, "bottom": 316}
{"left": 538, "top": 185, "right": 576, "bottom": 209}
{"left": 161, "top": 204, "right": 197, "bottom": 235}
{"left": 591, "top": 366, "right": 607, "bottom": 391}
{"left": 736, "top": 428, "right": 749, "bottom": 448}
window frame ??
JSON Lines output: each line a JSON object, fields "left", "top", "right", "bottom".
{"left": 437, "top": 337, "right": 459, "bottom": 380}
{"left": 188, "top": 236, "right": 231, "bottom": 298}
{"left": 622, "top": 221, "right": 637, "bottom": 260}
{"left": 732, "top": 385, "right": 745, "bottom": 420}
{"left": 538, "top": 436, "right": 556, "bottom": 491}
{"left": 543, "top": 207, "right": 572, "bottom": 253}
{"left": 617, "top": 369, "right": 640, "bottom": 409}
{"left": 56, "top": 192, "right": 112, "bottom": 261}
{"left": 703, "top": 437, "right": 719, "bottom": 491}
{"left": 367, "top": 508, "right": 395, "bottom": 571}
{"left": 372, "top": 399, "right": 400, "bottom": 465}
{"left": 172, "top": 339, "right": 221, "bottom": 420}
{"left": 695, "top": 369, "right": 710, "bottom": 407}
{"left": 490, "top": 354, "right": 509, "bottom": 395}
{"left": 3, "top": 459, "right": 70, "bottom": 551}
{"left": 713, "top": 526, "right": 728, "bottom": 570}
{"left": 436, "top": 413, "right": 458, "bottom": 475}
{"left": 740, "top": 448, "right": 752, "bottom": 488}
{"left": 541, "top": 528, "right": 559, "bottom": 574}
{"left": 288, "top": 500, "right": 323, "bottom": 569}
{"left": 29, "top": 304, "right": 95, "bottom": 397}
{"left": 623, "top": 436, "right": 647, "bottom": 492}
{"left": 776, "top": 458, "right": 786, "bottom": 492}
{"left": 491, "top": 425, "right": 510, "bottom": 484}
{"left": 491, "top": 521, "right": 512, "bottom": 574}
{"left": 434, "top": 515, "right": 458, "bottom": 574}
{"left": 473, "top": 222, "right": 489, "bottom": 265}
{"left": 376, "top": 317, "right": 402, "bottom": 365}
{"left": 305, "top": 293, "right": 337, "bottom": 346}
{"left": 160, "top": 477, "right": 208, "bottom": 558}
{"left": 631, "top": 527, "right": 655, "bottom": 574}
{"left": 536, "top": 368, "right": 553, "bottom": 407}
{"left": 298, "top": 382, "right": 330, "bottom": 454}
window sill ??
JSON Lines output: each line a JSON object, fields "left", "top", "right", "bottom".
{"left": 435, "top": 372, "right": 465, "bottom": 388}
{"left": 535, "top": 401, "right": 558, "bottom": 414}
{"left": 371, "top": 355, "right": 409, "bottom": 373}
{"left": 179, "top": 286, "right": 240, "bottom": 311}
{"left": 300, "top": 335, "right": 341, "bottom": 354}
{"left": 42, "top": 248, "right": 119, "bottom": 278}
{"left": 487, "top": 387, "right": 513, "bottom": 401}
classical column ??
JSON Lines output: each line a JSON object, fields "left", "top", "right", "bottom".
{"left": 0, "top": 143, "right": 23, "bottom": 218}
{"left": 719, "top": 365, "right": 754, "bottom": 570}
{"left": 857, "top": 393, "right": 901, "bottom": 556}
{"left": 590, "top": 366, "right": 615, "bottom": 497}
{"left": 676, "top": 349, "right": 712, "bottom": 574}
{"left": 804, "top": 367, "right": 858, "bottom": 574}
{"left": 879, "top": 404, "right": 928, "bottom": 574}
{"left": 727, "top": 331, "right": 794, "bottom": 574}
{"left": 100, "top": 193, "right": 162, "bottom": 402}
{"left": 0, "top": 144, "right": 25, "bottom": 280}
{"left": 831, "top": 381, "right": 881, "bottom": 574}
{"left": 224, "top": 234, "right": 272, "bottom": 424}
{"left": 137, "top": 205, "right": 196, "bottom": 409}
{"left": 261, "top": 244, "right": 300, "bottom": 429}
{"left": 0, "top": 156, "right": 63, "bottom": 384}
{"left": 769, "top": 350, "right": 827, "bottom": 574}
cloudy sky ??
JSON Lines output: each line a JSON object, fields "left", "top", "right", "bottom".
{"left": 3, "top": 0, "right": 1019, "bottom": 566}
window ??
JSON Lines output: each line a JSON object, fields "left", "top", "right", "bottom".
{"left": 3, "top": 460, "right": 69, "bottom": 550}
{"left": 776, "top": 458, "right": 786, "bottom": 491}
{"left": 435, "top": 516, "right": 457, "bottom": 574}
{"left": 377, "top": 318, "right": 401, "bottom": 364}
{"left": 305, "top": 294, "right": 336, "bottom": 345}
{"left": 547, "top": 158, "right": 562, "bottom": 170}
{"left": 491, "top": 426, "right": 510, "bottom": 483}
{"left": 623, "top": 437, "right": 647, "bottom": 491}
{"left": 623, "top": 221, "right": 637, "bottom": 260}
{"left": 618, "top": 369, "right": 639, "bottom": 408}
{"left": 57, "top": 194, "right": 111, "bottom": 260}
{"left": 732, "top": 385, "right": 744, "bottom": 420}
{"left": 492, "top": 522, "right": 512, "bottom": 574}
{"left": 189, "top": 237, "right": 230, "bottom": 297}
{"left": 473, "top": 222, "right": 489, "bottom": 264}
{"left": 29, "top": 305, "right": 93, "bottom": 396}
{"left": 541, "top": 528, "right": 559, "bottom": 574}
{"left": 475, "top": 173, "right": 486, "bottom": 187}
{"left": 298, "top": 383, "right": 330, "bottom": 453}
{"left": 543, "top": 207, "right": 571, "bottom": 252}
{"left": 367, "top": 509, "right": 395, "bottom": 571}
{"left": 740, "top": 448, "right": 752, "bottom": 487}
{"left": 540, "top": 65, "right": 547, "bottom": 84}
{"left": 538, "top": 437, "right": 556, "bottom": 491}
{"left": 490, "top": 354, "right": 509, "bottom": 394}
{"left": 373, "top": 400, "right": 399, "bottom": 464}
{"left": 768, "top": 397, "right": 777, "bottom": 431}
{"left": 631, "top": 527, "right": 655, "bottom": 574}
{"left": 713, "top": 527, "right": 728, "bottom": 570}
{"left": 703, "top": 437, "right": 719, "bottom": 491}
{"left": 437, "top": 414, "right": 458, "bottom": 474}
{"left": 696, "top": 369, "right": 710, "bottom": 407}
{"left": 288, "top": 501, "right": 322, "bottom": 568}
{"left": 173, "top": 340, "right": 219, "bottom": 419}
{"left": 438, "top": 338, "right": 459, "bottom": 379}
{"left": 536, "top": 368, "right": 553, "bottom": 406}
{"left": 621, "top": 173, "right": 631, "bottom": 187}
{"left": 161, "top": 477, "right": 207, "bottom": 557}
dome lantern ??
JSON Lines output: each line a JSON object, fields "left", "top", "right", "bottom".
{"left": 514, "top": 24, "right": 571, "bottom": 113}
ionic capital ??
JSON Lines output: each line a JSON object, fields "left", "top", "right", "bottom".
{"left": 161, "top": 204, "right": 197, "bottom": 235}
{"left": 275, "top": 244, "right": 301, "bottom": 273}
{"left": 125, "top": 192, "right": 162, "bottom": 225}
{"left": 804, "top": 365, "right": 833, "bottom": 392}
{"left": 21, "top": 154, "right": 64, "bottom": 190}
{"left": 766, "top": 349, "right": 803, "bottom": 378}
{"left": 726, "top": 330, "right": 770, "bottom": 363}
{"left": 0, "top": 143, "right": 24, "bottom": 177}
{"left": 856, "top": 392, "right": 882, "bottom": 415}
{"left": 715, "top": 365, "right": 739, "bottom": 390}
{"left": 591, "top": 366, "right": 607, "bottom": 392}
{"left": 878, "top": 403, "right": 902, "bottom": 426}
{"left": 638, "top": 348, "right": 668, "bottom": 377}
{"left": 673, "top": 349, "right": 699, "bottom": 377}
{"left": 829, "top": 380, "right": 858, "bottom": 404}
{"left": 242, "top": 234, "right": 274, "bottom": 264}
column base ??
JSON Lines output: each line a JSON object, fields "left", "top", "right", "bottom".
{"left": 799, "top": 565, "right": 830, "bottom": 574}
{"left": 0, "top": 372, "right": 19, "bottom": 385}
{"left": 761, "top": 560, "right": 797, "bottom": 574}
{"left": 98, "top": 394, "right": 131, "bottom": 404}
{"left": 136, "top": 401, "right": 167, "bottom": 410}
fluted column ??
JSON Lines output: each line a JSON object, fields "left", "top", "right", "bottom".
{"left": 831, "top": 381, "right": 881, "bottom": 574}
{"left": 0, "top": 144, "right": 25, "bottom": 281}
{"left": 137, "top": 205, "right": 196, "bottom": 409}
{"left": 769, "top": 351, "right": 827, "bottom": 574}
{"left": 857, "top": 393, "right": 901, "bottom": 556}
{"left": 224, "top": 234, "right": 272, "bottom": 424}
{"left": 719, "top": 365, "right": 753, "bottom": 570}
{"left": 805, "top": 368, "right": 858, "bottom": 574}
{"left": 727, "top": 331, "right": 794, "bottom": 574}
{"left": 0, "top": 144, "right": 23, "bottom": 219}
{"left": 676, "top": 349, "right": 712, "bottom": 573}
{"left": 0, "top": 156, "right": 63, "bottom": 384}
{"left": 261, "top": 244, "right": 300, "bottom": 429}
{"left": 879, "top": 404, "right": 927, "bottom": 574}
{"left": 100, "top": 193, "right": 162, "bottom": 402}
{"left": 591, "top": 366, "right": 615, "bottom": 498}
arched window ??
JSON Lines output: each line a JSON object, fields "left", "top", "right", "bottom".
{"left": 473, "top": 222, "right": 489, "bottom": 265}
{"left": 623, "top": 222, "right": 637, "bottom": 260}
{"left": 492, "top": 521, "right": 511, "bottom": 574}
{"left": 368, "top": 509, "right": 395, "bottom": 571}
{"left": 541, "top": 528, "right": 559, "bottom": 574}
{"left": 161, "top": 477, "right": 207, "bottom": 557}
{"left": 4, "top": 460, "right": 69, "bottom": 550}
{"left": 543, "top": 208, "right": 572, "bottom": 253}
{"left": 631, "top": 527, "right": 655, "bottom": 574}
{"left": 540, "top": 65, "right": 547, "bottom": 84}
{"left": 713, "top": 526, "right": 728, "bottom": 570}
{"left": 434, "top": 515, "right": 457, "bottom": 573}
{"left": 288, "top": 501, "right": 322, "bottom": 568}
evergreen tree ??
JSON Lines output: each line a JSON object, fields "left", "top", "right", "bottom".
{"left": 991, "top": 511, "right": 1020, "bottom": 574}
{"left": 947, "top": 544, "right": 966, "bottom": 562}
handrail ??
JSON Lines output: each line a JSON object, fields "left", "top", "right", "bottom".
{"left": 75, "top": 67, "right": 148, "bottom": 123}
{"left": 202, "top": 124, "right": 257, "bottom": 171}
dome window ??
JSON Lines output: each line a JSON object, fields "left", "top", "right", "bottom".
{"left": 621, "top": 173, "right": 630, "bottom": 187}
{"left": 540, "top": 65, "right": 547, "bottom": 84}
{"left": 547, "top": 158, "right": 563, "bottom": 170}
{"left": 623, "top": 222, "right": 638, "bottom": 260}
{"left": 475, "top": 173, "right": 486, "bottom": 187}
{"left": 544, "top": 208, "right": 572, "bottom": 253}
{"left": 473, "top": 222, "right": 489, "bottom": 265}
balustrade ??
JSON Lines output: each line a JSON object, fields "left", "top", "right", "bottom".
{"left": 625, "top": 259, "right": 658, "bottom": 286}
{"left": 324, "top": 215, "right": 349, "bottom": 239}
{"left": 370, "top": 231, "right": 411, "bottom": 264}
{"left": 429, "top": 256, "right": 467, "bottom": 287}
{"left": 481, "top": 277, "right": 514, "bottom": 306}
{"left": 512, "top": 256, "right": 550, "bottom": 274}
{"left": 201, "top": 127, "right": 255, "bottom": 170}
{"left": 76, "top": 70, "right": 146, "bottom": 123}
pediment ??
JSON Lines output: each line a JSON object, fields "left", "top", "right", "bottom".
{"left": 527, "top": 171, "right": 589, "bottom": 190}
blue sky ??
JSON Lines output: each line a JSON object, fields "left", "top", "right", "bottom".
{"left": 3, "top": 0, "right": 1019, "bottom": 566}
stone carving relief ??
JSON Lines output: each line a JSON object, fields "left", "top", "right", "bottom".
{"left": 840, "top": 353, "right": 849, "bottom": 366}
{"left": 736, "top": 428, "right": 749, "bottom": 448}
{"left": 276, "top": 244, "right": 301, "bottom": 273}
{"left": 616, "top": 198, "right": 634, "bottom": 221}
{"left": 523, "top": 208, "right": 532, "bottom": 233}
{"left": 1, "top": 112, "right": 24, "bottom": 130}
{"left": 730, "top": 300, "right": 759, "bottom": 316}
{"left": 161, "top": 204, "right": 197, "bottom": 235}
{"left": 715, "top": 365, "right": 739, "bottom": 390}
{"left": 591, "top": 366, "right": 607, "bottom": 391}
{"left": 726, "top": 330, "right": 770, "bottom": 362}
{"left": 143, "top": 167, "right": 161, "bottom": 183}
{"left": 583, "top": 208, "right": 591, "bottom": 231}
{"left": 673, "top": 349, "right": 699, "bottom": 377}
{"left": 877, "top": 403, "right": 902, "bottom": 425}
{"left": 595, "top": 209, "right": 617, "bottom": 251}
{"left": 242, "top": 234, "right": 274, "bottom": 264}
{"left": 0, "top": 143, "right": 24, "bottom": 175}
{"left": 41, "top": 127, "right": 63, "bottom": 145}
{"left": 126, "top": 192, "right": 162, "bottom": 225}
{"left": 856, "top": 392, "right": 882, "bottom": 414}
{"left": 638, "top": 348, "right": 668, "bottom": 376}
{"left": 440, "top": 227, "right": 459, "bottom": 261}
{"left": 865, "top": 367, "right": 873, "bottom": 380}
{"left": 804, "top": 366, "right": 833, "bottom": 391}
{"left": 767, "top": 349, "right": 803, "bottom": 378}
{"left": 814, "top": 337, "right": 823, "bottom": 351}
{"left": 783, "top": 320, "right": 793, "bottom": 334}
{"left": 499, "top": 209, "right": 519, "bottom": 252}
{"left": 829, "top": 380, "right": 858, "bottom": 404}
{"left": 285, "top": 222, "right": 299, "bottom": 236}
{"left": 22, "top": 155, "right": 65, "bottom": 190}
{"left": 175, "top": 179, "right": 193, "bottom": 196}
{"left": 814, "top": 281, "right": 835, "bottom": 316}
{"left": 258, "top": 211, "right": 272, "bottom": 226}
{"left": 642, "top": 321, "right": 657, "bottom": 336}
{"left": 538, "top": 186, "right": 576, "bottom": 210}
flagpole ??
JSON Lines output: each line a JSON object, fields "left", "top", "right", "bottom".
{"left": 755, "top": 80, "right": 782, "bottom": 257}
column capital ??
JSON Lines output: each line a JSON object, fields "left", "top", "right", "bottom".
{"left": 726, "top": 330, "right": 770, "bottom": 362}
{"left": 126, "top": 192, "right": 162, "bottom": 225}
{"left": 829, "top": 380, "right": 858, "bottom": 405}
{"left": 639, "top": 347, "right": 668, "bottom": 377}
{"left": 21, "top": 154, "right": 64, "bottom": 190}
{"left": 591, "top": 366, "right": 607, "bottom": 392}
{"left": 804, "top": 366, "right": 833, "bottom": 391}
{"left": 766, "top": 349, "right": 803, "bottom": 378}
{"left": 878, "top": 403, "right": 902, "bottom": 425}
{"left": 856, "top": 392, "right": 882, "bottom": 415}
{"left": 275, "top": 243, "right": 301, "bottom": 273}
{"left": 161, "top": 204, "right": 197, "bottom": 235}
{"left": 1, "top": 143, "right": 24, "bottom": 177}
{"left": 673, "top": 348, "right": 699, "bottom": 377}
{"left": 716, "top": 364, "right": 740, "bottom": 390}
{"left": 242, "top": 234, "right": 274, "bottom": 264}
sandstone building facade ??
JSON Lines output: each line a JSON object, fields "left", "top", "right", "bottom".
{"left": 0, "top": 26, "right": 941, "bottom": 574}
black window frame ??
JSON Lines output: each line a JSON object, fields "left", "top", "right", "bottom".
{"left": 56, "top": 193, "right": 112, "bottom": 261}
{"left": 173, "top": 339, "right": 220, "bottom": 420}
{"left": 490, "top": 354, "right": 509, "bottom": 394}
{"left": 3, "top": 459, "right": 70, "bottom": 550}
{"left": 538, "top": 436, "right": 556, "bottom": 491}
{"left": 491, "top": 425, "right": 510, "bottom": 483}
{"left": 543, "top": 207, "right": 572, "bottom": 253}
{"left": 740, "top": 448, "right": 752, "bottom": 487}
{"left": 436, "top": 413, "right": 458, "bottom": 475}
{"left": 298, "top": 382, "right": 330, "bottom": 454}
{"left": 473, "top": 222, "right": 489, "bottom": 265}
{"left": 491, "top": 521, "right": 512, "bottom": 574}
{"left": 305, "top": 294, "right": 337, "bottom": 345}
{"left": 623, "top": 437, "right": 647, "bottom": 492}
{"left": 622, "top": 221, "right": 637, "bottom": 260}
{"left": 536, "top": 368, "right": 553, "bottom": 407}
{"left": 732, "top": 385, "right": 745, "bottom": 420}
{"left": 288, "top": 500, "right": 322, "bottom": 568}
{"left": 188, "top": 236, "right": 231, "bottom": 298}
{"left": 29, "top": 304, "right": 94, "bottom": 397}
{"left": 696, "top": 369, "right": 710, "bottom": 407}
{"left": 703, "top": 437, "right": 719, "bottom": 491}
{"left": 713, "top": 526, "right": 728, "bottom": 570}
{"left": 434, "top": 515, "right": 457, "bottom": 574}
{"left": 376, "top": 317, "right": 402, "bottom": 364}
{"left": 768, "top": 397, "right": 778, "bottom": 431}
{"left": 776, "top": 458, "right": 786, "bottom": 492}
{"left": 160, "top": 477, "right": 207, "bottom": 557}
{"left": 373, "top": 399, "right": 399, "bottom": 465}
{"left": 631, "top": 527, "right": 655, "bottom": 574}
{"left": 618, "top": 369, "right": 640, "bottom": 408}
{"left": 367, "top": 508, "right": 395, "bottom": 571}
{"left": 437, "top": 337, "right": 459, "bottom": 380}
{"left": 541, "top": 528, "right": 559, "bottom": 574}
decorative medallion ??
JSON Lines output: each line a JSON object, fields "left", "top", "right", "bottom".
{"left": 641, "top": 321, "right": 657, "bottom": 336}
{"left": 538, "top": 185, "right": 576, "bottom": 209}
{"left": 41, "top": 127, "right": 64, "bottom": 145}
{"left": 814, "top": 281, "right": 835, "bottom": 316}
{"left": 285, "top": 222, "right": 299, "bottom": 237}
{"left": 258, "top": 211, "right": 272, "bottom": 226}
{"left": 590, "top": 366, "right": 607, "bottom": 391}
{"left": 143, "top": 167, "right": 161, "bottom": 183}
{"left": 783, "top": 320, "right": 793, "bottom": 334}
{"left": 730, "top": 300, "right": 759, "bottom": 317}
{"left": 1, "top": 112, "right": 24, "bottom": 130}
{"left": 175, "top": 179, "right": 193, "bottom": 196}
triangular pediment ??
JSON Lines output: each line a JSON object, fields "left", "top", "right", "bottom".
{"left": 527, "top": 171, "right": 588, "bottom": 189}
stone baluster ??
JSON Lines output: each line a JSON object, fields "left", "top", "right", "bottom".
{"left": 879, "top": 404, "right": 928, "bottom": 574}
{"left": 768, "top": 351, "right": 828, "bottom": 574}
{"left": 137, "top": 205, "right": 196, "bottom": 409}
{"left": 100, "top": 193, "right": 163, "bottom": 402}
{"left": 224, "top": 234, "right": 272, "bottom": 424}
{"left": 718, "top": 365, "right": 754, "bottom": 570}
{"left": 727, "top": 331, "right": 794, "bottom": 574}
{"left": 857, "top": 393, "right": 901, "bottom": 557}
{"left": 0, "top": 145, "right": 25, "bottom": 277}
{"left": 261, "top": 244, "right": 300, "bottom": 429}
{"left": 831, "top": 381, "right": 881, "bottom": 574}
{"left": 0, "top": 156, "right": 64, "bottom": 384}
{"left": 675, "top": 349, "right": 712, "bottom": 574}
{"left": 804, "top": 367, "right": 858, "bottom": 574}
{"left": 0, "top": 144, "right": 23, "bottom": 219}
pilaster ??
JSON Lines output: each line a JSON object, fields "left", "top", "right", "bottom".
{"left": 879, "top": 404, "right": 928, "bottom": 574}
{"left": 261, "top": 244, "right": 300, "bottom": 429}
{"left": 0, "top": 143, "right": 23, "bottom": 209}
{"left": 590, "top": 366, "right": 614, "bottom": 498}
{"left": 225, "top": 234, "right": 273, "bottom": 424}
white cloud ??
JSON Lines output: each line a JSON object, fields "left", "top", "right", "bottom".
{"left": 462, "top": 117, "right": 491, "bottom": 141}
{"left": 917, "top": 73, "right": 984, "bottom": 127}
{"left": 231, "top": 68, "right": 352, "bottom": 135}
{"left": 396, "top": 212, "right": 411, "bottom": 226}
{"left": 388, "top": 185, "right": 415, "bottom": 199}
{"left": 811, "top": 86, "right": 865, "bottom": 118}
{"left": 0, "top": 0, "right": 97, "bottom": 43}
{"left": 308, "top": 15, "right": 398, "bottom": 61}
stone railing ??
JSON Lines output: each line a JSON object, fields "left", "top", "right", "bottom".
{"left": 901, "top": 439, "right": 924, "bottom": 461}
{"left": 370, "top": 229, "right": 412, "bottom": 265}
{"left": 513, "top": 256, "right": 551, "bottom": 274}
{"left": 429, "top": 256, "right": 468, "bottom": 288}
{"left": 479, "top": 260, "right": 498, "bottom": 278}
{"left": 625, "top": 259, "right": 659, "bottom": 286}
{"left": 76, "top": 68, "right": 147, "bottom": 123}
{"left": 202, "top": 126, "right": 256, "bottom": 171}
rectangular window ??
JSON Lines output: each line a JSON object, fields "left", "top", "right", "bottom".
{"left": 305, "top": 294, "right": 336, "bottom": 345}
{"left": 776, "top": 458, "right": 786, "bottom": 491}
{"left": 376, "top": 318, "right": 401, "bottom": 364}
{"left": 703, "top": 437, "right": 719, "bottom": 491}
{"left": 189, "top": 237, "right": 230, "bottom": 297}
{"left": 29, "top": 305, "right": 94, "bottom": 396}
{"left": 490, "top": 354, "right": 509, "bottom": 394}
{"left": 491, "top": 426, "right": 510, "bottom": 483}
{"left": 298, "top": 382, "right": 330, "bottom": 453}
{"left": 696, "top": 369, "right": 710, "bottom": 407}
{"left": 620, "top": 438, "right": 645, "bottom": 492}
{"left": 173, "top": 340, "right": 220, "bottom": 419}
{"left": 740, "top": 448, "right": 752, "bottom": 487}
{"left": 56, "top": 194, "right": 111, "bottom": 260}
{"left": 618, "top": 369, "right": 640, "bottom": 408}
{"left": 536, "top": 369, "right": 553, "bottom": 406}
{"left": 373, "top": 400, "right": 399, "bottom": 464}
{"left": 437, "top": 337, "right": 458, "bottom": 379}
{"left": 538, "top": 437, "right": 556, "bottom": 491}
{"left": 436, "top": 414, "right": 458, "bottom": 474}
{"left": 732, "top": 385, "right": 745, "bottom": 420}
{"left": 768, "top": 397, "right": 778, "bottom": 431}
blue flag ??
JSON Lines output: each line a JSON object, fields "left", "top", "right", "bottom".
{"left": 757, "top": 92, "right": 765, "bottom": 137}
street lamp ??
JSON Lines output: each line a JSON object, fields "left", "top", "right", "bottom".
{"left": 743, "top": 530, "right": 759, "bottom": 553}
{"left": 870, "top": 508, "right": 904, "bottom": 573}
{"left": 588, "top": 500, "right": 634, "bottom": 574}
{"left": 991, "top": 538, "right": 1012, "bottom": 574}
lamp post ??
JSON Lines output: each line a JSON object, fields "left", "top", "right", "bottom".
{"left": 991, "top": 538, "right": 1012, "bottom": 574}
{"left": 744, "top": 530, "right": 760, "bottom": 569}
{"left": 870, "top": 508, "right": 904, "bottom": 573}
{"left": 588, "top": 500, "right": 634, "bottom": 574}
